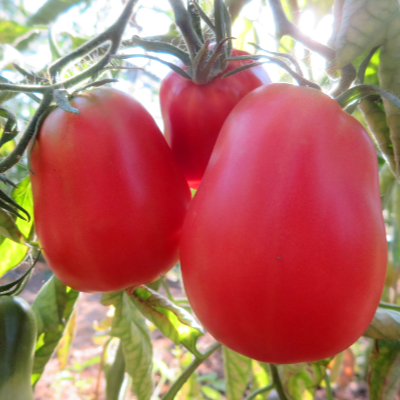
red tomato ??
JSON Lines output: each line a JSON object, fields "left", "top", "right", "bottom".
{"left": 180, "top": 83, "right": 387, "bottom": 363}
{"left": 30, "top": 87, "right": 191, "bottom": 293}
{"left": 160, "top": 49, "right": 271, "bottom": 189}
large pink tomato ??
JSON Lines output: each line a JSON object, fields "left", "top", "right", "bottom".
{"left": 30, "top": 87, "right": 191, "bottom": 293}
{"left": 180, "top": 83, "right": 387, "bottom": 363}
{"left": 160, "top": 49, "right": 271, "bottom": 189}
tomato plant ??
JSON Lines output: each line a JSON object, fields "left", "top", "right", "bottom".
{"left": 160, "top": 49, "right": 271, "bottom": 189}
{"left": 3, "top": 0, "right": 400, "bottom": 397}
{"left": 30, "top": 87, "right": 191, "bottom": 293}
{"left": 180, "top": 83, "right": 388, "bottom": 364}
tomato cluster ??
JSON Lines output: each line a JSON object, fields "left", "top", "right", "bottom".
{"left": 31, "top": 66, "right": 386, "bottom": 364}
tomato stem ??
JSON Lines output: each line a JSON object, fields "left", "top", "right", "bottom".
{"left": 379, "top": 302, "right": 400, "bottom": 312}
{"left": 324, "top": 371, "right": 334, "bottom": 400}
{"left": 0, "top": 92, "right": 53, "bottom": 174}
{"left": 269, "top": 364, "right": 289, "bottom": 400}
{"left": 162, "top": 342, "right": 221, "bottom": 400}
{"left": 245, "top": 383, "right": 275, "bottom": 400}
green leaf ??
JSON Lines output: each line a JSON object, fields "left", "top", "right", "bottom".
{"left": 201, "top": 385, "right": 223, "bottom": 400}
{"left": 335, "top": 84, "right": 400, "bottom": 110}
{"left": 28, "top": 0, "right": 93, "bottom": 26}
{"left": 31, "top": 276, "right": 79, "bottom": 386}
{"left": 131, "top": 286, "right": 204, "bottom": 356}
{"left": 101, "top": 291, "right": 153, "bottom": 400}
{"left": 0, "top": 20, "right": 31, "bottom": 44}
{"left": 0, "top": 208, "right": 23, "bottom": 244}
{"left": 105, "top": 340, "right": 126, "bottom": 400}
{"left": 0, "top": 238, "right": 28, "bottom": 278}
{"left": 329, "top": 0, "right": 399, "bottom": 71}
{"left": 12, "top": 176, "right": 34, "bottom": 239}
{"left": 222, "top": 347, "right": 252, "bottom": 400}
{"left": 368, "top": 340, "right": 400, "bottom": 399}
{"left": 364, "top": 307, "right": 400, "bottom": 340}
{"left": 231, "top": 17, "right": 256, "bottom": 53}
{"left": 56, "top": 307, "right": 77, "bottom": 370}
{"left": 282, "top": 360, "right": 330, "bottom": 400}
{"left": 62, "top": 32, "right": 91, "bottom": 49}
{"left": 249, "top": 361, "right": 271, "bottom": 400}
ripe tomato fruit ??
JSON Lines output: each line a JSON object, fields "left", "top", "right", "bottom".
{"left": 180, "top": 83, "right": 387, "bottom": 363}
{"left": 30, "top": 87, "right": 191, "bottom": 293}
{"left": 160, "top": 49, "right": 271, "bottom": 189}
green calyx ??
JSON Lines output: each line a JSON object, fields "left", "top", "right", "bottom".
{"left": 113, "top": 0, "right": 234, "bottom": 85}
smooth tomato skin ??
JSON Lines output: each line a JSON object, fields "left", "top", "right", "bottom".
{"left": 30, "top": 87, "right": 191, "bottom": 293}
{"left": 160, "top": 49, "right": 271, "bottom": 189}
{"left": 180, "top": 83, "right": 387, "bottom": 363}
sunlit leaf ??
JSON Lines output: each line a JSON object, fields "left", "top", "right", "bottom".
{"left": 368, "top": 340, "right": 400, "bottom": 399}
{"left": 201, "top": 385, "right": 223, "bottom": 400}
{"left": 56, "top": 307, "right": 77, "bottom": 370}
{"left": 0, "top": 208, "right": 23, "bottom": 244}
{"left": 223, "top": 347, "right": 251, "bottom": 400}
{"left": 105, "top": 340, "right": 126, "bottom": 400}
{"left": 249, "top": 360, "right": 271, "bottom": 400}
{"left": 232, "top": 17, "right": 256, "bottom": 53}
{"left": 31, "top": 276, "right": 79, "bottom": 386}
{"left": 329, "top": 0, "right": 399, "bottom": 70}
{"left": 282, "top": 359, "right": 330, "bottom": 400}
{"left": 0, "top": 239, "right": 28, "bottom": 278}
{"left": 364, "top": 307, "right": 400, "bottom": 340}
{"left": 101, "top": 291, "right": 153, "bottom": 400}
{"left": 0, "top": 20, "right": 31, "bottom": 44}
{"left": 0, "top": 139, "right": 15, "bottom": 158}
{"left": 131, "top": 286, "right": 204, "bottom": 356}
{"left": 12, "top": 176, "right": 34, "bottom": 239}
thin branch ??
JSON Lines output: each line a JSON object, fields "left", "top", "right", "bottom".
{"left": 325, "top": 371, "right": 334, "bottom": 400}
{"left": 188, "top": 0, "right": 204, "bottom": 43}
{"left": 168, "top": 0, "right": 202, "bottom": 59}
{"left": 12, "top": 63, "right": 48, "bottom": 84}
{"left": 0, "top": 92, "right": 53, "bottom": 173}
{"left": 268, "top": 0, "right": 335, "bottom": 61}
{"left": 48, "top": 0, "right": 138, "bottom": 82}
{"left": 331, "top": 64, "right": 357, "bottom": 97}
{"left": 245, "top": 383, "right": 275, "bottom": 400}
{"left": 250, "top": 43, "right": 303, "bottom": 76}
{"left": 225, "top": 55, "right": 321, "bottom": 89}
{"left": 113, "top": 53, "right": 192, "bottom": 79}
{"left": 226, "top": 0, "right": 251, "bottom": 23}
{"left": 287, "top": 0, "right": 300, "bottom": 25}
{"left": 162, "top": 342, "right": 221, "bottom": 400}
{"left": 270, "top": 364, "right": 289, "bottom": 400}
{"left": 1, "top": 0, "right": 138, "bottom": 94}
{"left": 128, "top": 35, "right": 191, "bottom": 66}
{"left": 190, "top": 0, "right": 216, "bottom": 33}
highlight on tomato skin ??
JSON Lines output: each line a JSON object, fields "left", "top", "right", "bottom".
{"left": 160, "top": 49, "right": 272, "bottom": 190}
{"left": 30, "top": 87, "right": 191, "bottom": 293}
{"left": 180, "top": 83, "right": 388, "bottom": 364}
